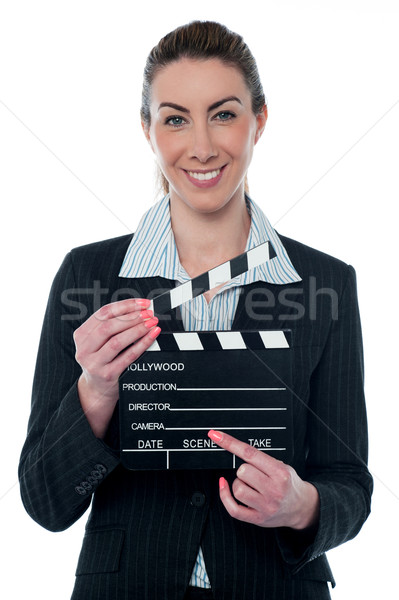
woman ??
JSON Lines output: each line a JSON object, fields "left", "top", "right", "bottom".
{"left": 19, "top": 21, "right": 372, "bottom": 600}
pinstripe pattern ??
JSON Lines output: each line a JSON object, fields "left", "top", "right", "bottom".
{"left": 19, "top": 229, "right": 372, "bottom": 599}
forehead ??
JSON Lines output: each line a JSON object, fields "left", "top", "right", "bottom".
{"left": 151, "top": 58, "right": 250, "bottom": 107}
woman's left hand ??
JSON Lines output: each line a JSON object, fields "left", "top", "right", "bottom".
{"left": 208, "top": 430, "right": 320, "bottom": 530}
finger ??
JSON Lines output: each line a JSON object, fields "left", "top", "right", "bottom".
{"left": 97, "top": 298, "right": 151, "bottom": 321}
{"left": 208, "top": 430, "right": 283, "bottom": 476}
{"left": 76, "top": 298, "right": 152, "bottom": 339}
{"left": 232, "top": 476, "right": 260, "bottom": 505}
{"left": 109, "top": 326, "right": 162, "bottom": 378}
{"left": 218, "top": 477, "right": 261, "bottom": 526}
{"left": 236, "top": 463, "right": 269, "bottom": 489}
{"left": 236, "top": 461, "right": 290, "bottom": 496}
{"left": 94, "top": 317, "right": 159, "bottom": 366}
{"left": 232, "top": 473, "right": 272, "bottom": 515}
{"left": 76, "top": 308, "right": 154, "bottom": 355}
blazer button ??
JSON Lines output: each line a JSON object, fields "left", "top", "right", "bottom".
{"left": 191, "top": 492, "right": 206, "bottom": 508}
{"left": 75, "top": 486, "right": 87, "bottom": 496}
{"left": 94, "top": 464, "right": 107, "bottom": 474}
{"left": 81, "top": 481, "right": 92, "bottom": 491}
{"left": 90, "top": 469, "right": 104, "bottom": 481}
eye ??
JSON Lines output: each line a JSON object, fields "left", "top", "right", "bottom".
{"left": 214, "top": 111, "right": 235, "bottom": 122}
{"left": 165, "top": 116, "right": 186, "bottom": 127}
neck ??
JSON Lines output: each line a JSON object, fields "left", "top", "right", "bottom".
{"left": 169, "top": 190, "right": 251, "bottom": 278}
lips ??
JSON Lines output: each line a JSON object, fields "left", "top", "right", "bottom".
{"left": 184, "top": 165, "right": 226, "bottom": 188}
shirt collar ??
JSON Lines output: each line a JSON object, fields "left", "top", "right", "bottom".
{"left": 119, "top": 194, "right": 301, "bottom": 285}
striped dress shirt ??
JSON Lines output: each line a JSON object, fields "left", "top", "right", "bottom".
{"left": 119, "top": 194, "right": 301, "bottom": 588}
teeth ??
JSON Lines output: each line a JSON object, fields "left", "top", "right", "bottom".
{"left": 188, "top": 168, "right": 221, "bottom": 181}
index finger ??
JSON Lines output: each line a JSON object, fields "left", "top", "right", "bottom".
{"left": 96, "top": 298, "right": 151, "bottom": 321}
{"left": 208, "top": 429, "right": 282, "bottom": 474}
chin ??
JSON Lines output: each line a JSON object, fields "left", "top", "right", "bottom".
{"left": 182, "top": 196, "right": 234, "bottom": 215}
{"left": 171, "top": 184, "right": 244, "bottom": 215}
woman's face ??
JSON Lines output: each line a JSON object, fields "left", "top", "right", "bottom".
{"left": 143, "top": 58, "right": 267, "bottom": 215}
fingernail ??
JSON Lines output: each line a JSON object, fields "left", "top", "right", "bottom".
{"left": 236, "top": 464, "right": 245, "bottom": 477}
{"left": 137, "top": 298, "right": 151, "bottom": 307}
{"left": 219, "top": 477, "right": 227, "bottom": 490}
{"left": 144, "top": 317, "right": 158, "bottom": 329}
{"left": 140, "top": 309, "right": 154, "bottom": 319}
{"left": 208, "top": 430, "right": 223, "bottom": 442}
{"left": 149, "top": 326, "right": 161, "bottom": 339}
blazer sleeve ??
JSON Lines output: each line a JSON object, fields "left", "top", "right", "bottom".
{"left": 18, "top": 252, "right": 120, "bottom": 532}
{"left": 276, "top": 264, "right": 373, "bottom": 572}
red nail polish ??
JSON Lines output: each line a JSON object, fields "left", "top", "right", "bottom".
{"left": 219, "top": 477, "right": 227, "bottom": 490}
{"left": 149, "top": 326, "right": 161, "bottom": 339}
{"left": 140, "top": 309, "right": 154, "bottom": 319}
{"left": 208, "top": 429, "right": 223, "bottom": 442}
{"left": 144, "top": 317, "right": 158, "bottom": 329}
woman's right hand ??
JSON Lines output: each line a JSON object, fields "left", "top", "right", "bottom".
{"left": 74, "top": 298, "right": 161, "bottom": 438}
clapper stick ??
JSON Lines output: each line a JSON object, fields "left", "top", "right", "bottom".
{"left": 150, "top": 240, "right": 276, "bottom": 315}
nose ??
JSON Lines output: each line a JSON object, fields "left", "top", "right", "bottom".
{"left": 188, "top": 123, "right": 217, "bottom": 163}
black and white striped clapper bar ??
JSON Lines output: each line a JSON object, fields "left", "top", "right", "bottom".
{"left": 150, "top": 240, "right": 276, "bottom": 316}
{"left": 119, "top": 241, "right": 293, "bottom": 470}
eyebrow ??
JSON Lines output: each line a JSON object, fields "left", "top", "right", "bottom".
{"left": 157, "top": 96, "right": 243, "bottom": 113}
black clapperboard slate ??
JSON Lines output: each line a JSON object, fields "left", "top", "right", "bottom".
{"left": 119, "top": 241, "right": 294, "bottom": 470}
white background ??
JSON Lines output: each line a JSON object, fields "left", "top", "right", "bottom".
{"left": 1, "top": 1, "right": 398, "bottom": 597}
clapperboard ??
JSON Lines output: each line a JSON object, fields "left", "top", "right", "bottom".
{"left": 119, "top": 241, "right": 293, "bottom": 470}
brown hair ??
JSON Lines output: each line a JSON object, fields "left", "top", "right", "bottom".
{"left": 141, "top": 21, "right": 266, "bottom": 195}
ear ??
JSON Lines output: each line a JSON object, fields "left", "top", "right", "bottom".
{"left": 254, "top": 104, "right": 268, "bottom": 145}
{"left": 141, "top": 121, "right": 154, "bottom": 151}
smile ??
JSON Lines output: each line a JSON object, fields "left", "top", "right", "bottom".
{"left": 183, "top": 166, "right": 226, "bottom": 188}
{"left": 187, "top": 168, "right": 221, "bottom": 181}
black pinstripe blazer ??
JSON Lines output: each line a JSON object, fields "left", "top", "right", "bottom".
{"left": 19, "top": 233, "right": 372, "bottom": 600}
